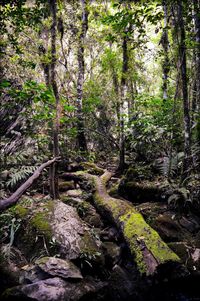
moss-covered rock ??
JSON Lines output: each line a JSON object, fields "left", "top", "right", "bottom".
{"left": 58, "top": 181, "right": 75, "bottom": 192}
{"left": 51, "top": 201, "right": 102, "bottom": 262}
{"left": 35, "top": 257, "right": 83, "bottom": 279}
{"left": 118, "top": 180, "right": 166, "bottom": 203}
{"left": 80, "top": 162, "right": 104, "bottom": 175}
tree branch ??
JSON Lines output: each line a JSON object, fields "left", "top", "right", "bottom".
{"left": 0, "top": 157, "right": 60, "bottom": 212}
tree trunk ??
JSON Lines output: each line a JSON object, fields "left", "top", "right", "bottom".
{"left": 161, "top": 0, "right": 170, "bottom": 102}
{"left": 61, "top": 168, "right": 181, "bottom": 276}
{"left": 49, "top": 0, "right": 60, "bottom": 199}
{"left": 193, "top": 0, "right": 200, "bottom": 144}
{"left": 76, "top": 0, "right": 88, "bottom": 153}
{"left": 177, "top": 0, "right": 192, "bottom": 179}
{"left": 118, "top": 33, "right": 128, "bottom": 172}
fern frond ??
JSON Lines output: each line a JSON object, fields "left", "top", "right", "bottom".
{"left": 6, "top": 165, "right": 37, "bottom": 188}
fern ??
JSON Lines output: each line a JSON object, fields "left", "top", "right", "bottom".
{"left": 157, "top": 152, "right": 184, "bottom": 177}
{"left": 192, "top": 143, "right": 200, "bottom": 169}
{"left": 6, "top": 165, "right": 37, "bottom": 188}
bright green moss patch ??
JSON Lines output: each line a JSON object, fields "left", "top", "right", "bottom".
{"left": 13, "top": 205, "right": 29, "bottom": 218}
{"left": 120, "top": 210, "right": 180, "bottom": 274}
{"left": 31, "top": 212, "right": 52, "bottom": 238}
{"left": 30, "top": 201, "right": 54, "bottom": 239}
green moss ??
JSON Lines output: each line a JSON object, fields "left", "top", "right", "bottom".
{"left": 13, "top": 205, "right": 29, "bottom": 218}
{"left": 109, "top": 183, "right": 119, "bottom": 197}
{"left": 80, "top": 232, "right": 98, "bottom": 254}
{"left": 120, "top": 210, "right": 180, "bottom": 274}
{"left": 30, "top": 201, "right": 54, "bottom": 239}
{"left": 81, "top": 162, "right": 104, "bottom": 175}
{"left": 35, "top": 256, "right": 49, "bottom": 265}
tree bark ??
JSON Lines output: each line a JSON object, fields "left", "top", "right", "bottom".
{"left": 193, "top": 0, "right": 200, "bottom": 144}
{"left": 118, "top": 33, "right": 128, "bottom": 172}
{"left": 76, "top": 0, "right": 88, "bottom": 153}
{"left": 177, "top": 0, "right": 192, "bottom": 179}
{"left": 61, "top": 168, "right": 180, "bottom": 276}
{"left": 0, "top": 157, "right": 60, "bottom": 212}
{"left": 161, "top": 0, "right": 170, "bottom": 102}
{"left": 49, "top": 0, "right": 60, "bottom": 199}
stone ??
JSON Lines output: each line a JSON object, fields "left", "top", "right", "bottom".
{"left": 2, "top": 277, "right": 106, "bottom": 301}
{"left": 58, "top": 181, "right": 75, "bottom": 192}
{"left": 102, "top": 242, "right": 121, "bottom": 266}
{"left": 152, "top": 214, "right": 183, "bottom": 242}
{"left": 66, "top": 189, "right": 82, "bottom": 198}
{"left": 35, "top": 257, "right": 83, "bottom": 280}
{"left": 108, "top": 265, "right": 137, "bottom": 301}
{"left": 179, "top": 216, "right": 200, "bottom": 233}
{"left": 51, "top": 201, "right": 100, "bottom": 260}
{"left": 20, "top": 265, "right": 48, "bottom": 284}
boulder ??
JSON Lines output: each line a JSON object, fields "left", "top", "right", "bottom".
{"left": 66, "top": 190, "right": 82, "bottom": 198}
{"left": 35, "top": 257, "right": 83, "bottom": 280}
{"left": 58, "top": 181, "right": 75, "bottom": 192}
{"left": 2, "top": 277, "right": 105, "bottom": 301}
{"left": 102, "top": 242, "right": 121, "bottom": 267}
{"left": 51, "top": 201, "right": 101, "bottom": 261}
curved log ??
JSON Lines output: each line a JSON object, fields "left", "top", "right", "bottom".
{"left": 0, "top": 157, "right": 60, "bottom": 212}
{"left": 62, "top": 169, "right": 180, "bottom": 275}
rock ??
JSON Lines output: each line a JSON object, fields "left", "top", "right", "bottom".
{"left": 20, "top": 265, "right": 48, "bottom": 284}
{"left": 77, "top": 202, "right": 104, "bottom": 228}
{"left": 2, "top": 277, "right": 105, "bottom": 301}
{"left": 136, "top": 202, "right": 168, "bottom": 221}
{"left": 168, "top": 242, "right": 190, "bottom": 265}
{"left": 51, "top": 201, "right": 101, "bottom": 261}
{"left": 152, "top": 214, "right": 184, "bottom": 242}
{"left": 100, "top": 227, "right": 120, "bottom": 242}
{"left": 178, "top": 216, "right": 200, "bottom": 233}
{"left": 66, "top": 189, "right": 82, "bottom": 198}
{"left": 0, "top": 245, "right": 26, "bottom": 294}
{"left": 118, "top": 180, "right": 167, "bottom": 203}
{"left": 60, "top": 196, "right": 83, "bottom": 207}
{"left": 168, "top": 242, "right": 200, "bottom": 272}
{"left": 80, "top": 162, "right": 104, "bottom": 175}
{"left": 58, "top": 181, "right": 75, "bottom": 192}
{"left": 35, "top": 257, "right": 83, "bottom": 280}
{"left": 107, "top": 265, "right": 137, "bottom": 301}
{"left": 191, "top": 248, "right": 200, "bottom": 263}
{"left": 102, "top": 242, "right": 121, "bottom": 267}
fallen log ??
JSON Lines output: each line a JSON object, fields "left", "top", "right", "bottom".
{"left": 0, "top": 157, "right": 60, "bottom": 212}
{"left": 62, "top": 169, "right": 181, "bottom": 276}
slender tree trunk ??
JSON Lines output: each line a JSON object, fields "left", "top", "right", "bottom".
{"left": 161, "top": 0, "right": 170, "bottom": 101}
{"left": 109, "top": 43, "right": 120, "bottom": 144}
{"left": 49, "top": 0, "right": 60, "bottom": 199}
{"left": 193, "top": 0, "right": 200, "bottom": 144}
{"left": 76, "top": 0, "right": 88, "bottom": 153}
{"left": 177, "top": 0, "right": 192, "bottom": 179}
{"left": 118, "top": 33, "right": 128, "bottom": 171}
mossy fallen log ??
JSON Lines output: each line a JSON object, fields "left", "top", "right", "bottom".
{"left": 63, "top": 169, "right": 180, "bottom": 276}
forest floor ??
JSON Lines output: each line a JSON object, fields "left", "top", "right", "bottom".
{"left": 0, "top": 160, "right": 200, "bottom": 301}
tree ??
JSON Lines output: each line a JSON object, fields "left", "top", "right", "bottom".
{"left": 176, "top": 0, "right": 192, "bottom": 179}
{"left": 160, "top": 0, "right": 170, "bottom": 102}
{"left": 76, "top": 0, "right": 88, "bottom": 153}
{"left": 193, "top": 0, "right": 200, "bottom": 145}
{"left": 49, "top": 0, "right": 60, "bottom": 199}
